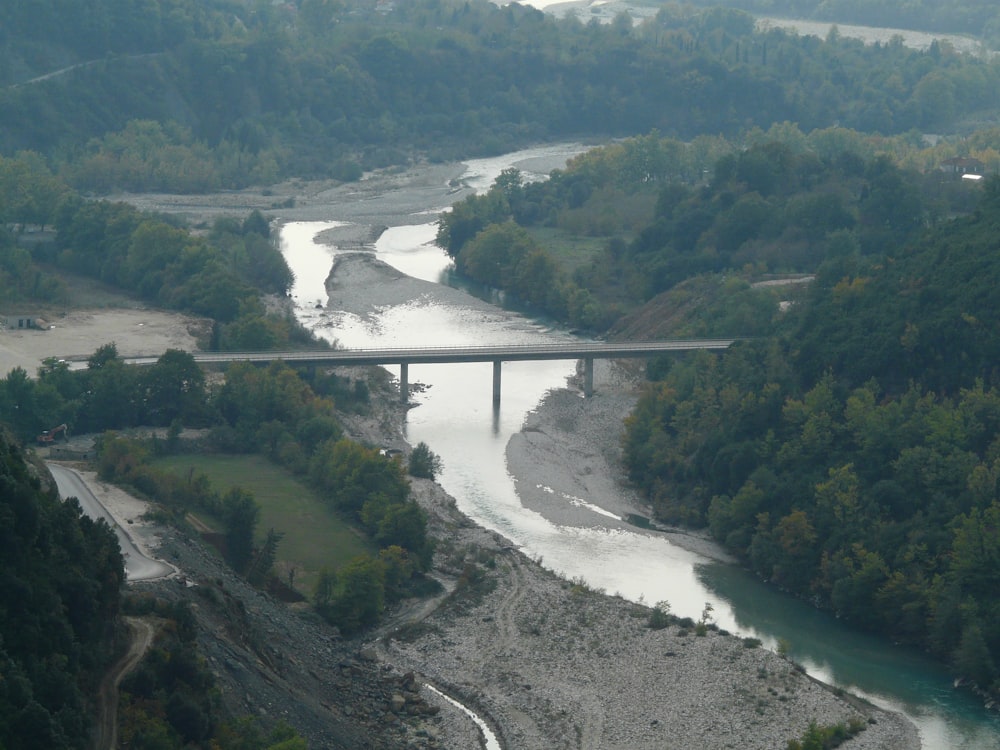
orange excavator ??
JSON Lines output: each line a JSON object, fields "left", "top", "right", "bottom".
{"left": 37, "top": 423, "right": 68, "bottom": 445}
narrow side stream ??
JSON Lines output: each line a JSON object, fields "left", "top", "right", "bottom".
{"left": 424, "top": 685, "right": 502, "bottom": 750}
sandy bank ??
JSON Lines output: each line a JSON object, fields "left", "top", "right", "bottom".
{"left": 108, "top": 161, "right": 471, "bottom": 228}
{"left": 0, "top": 308, "right": 208, "bottom": 376}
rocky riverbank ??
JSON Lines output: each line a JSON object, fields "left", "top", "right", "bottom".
{"left": 379, "top": 416, "right": 920, "bottom": 750}
{"left": 318, "top": 252, "right": 920, "bottom": 750}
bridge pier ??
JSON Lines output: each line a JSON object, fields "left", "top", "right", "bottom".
{"left": 400, "top": 363, "right": 408, "bottom": 403}
{"left": 583, "top": 357, "right": 594, "bottom": 397}
{"left": 493, "top": 360, "right": 502, "bottom": 405}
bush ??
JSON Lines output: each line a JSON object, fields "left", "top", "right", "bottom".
{"left": 408, "top": 441, "right": 443, "bottom": 479}
{"left": 647, "top": 600, "right": 672, "bottom": 630}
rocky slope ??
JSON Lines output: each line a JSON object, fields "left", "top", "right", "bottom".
{"left": 105, "top": 357, "right": 917, "bottom": 750}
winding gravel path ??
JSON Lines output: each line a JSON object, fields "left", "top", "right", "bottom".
{"left": 96, "top": 617, "right": 156, "bottom": 750}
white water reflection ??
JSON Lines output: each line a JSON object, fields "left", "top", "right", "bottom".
{"left": 291, "top": 217, "right": 761, "bottom": 635}
{"left": 537, "top": 484, "right": 623, "bottom": 521}
{"left": 284, "top": 219, "right": 1000, "bottom": 750}
{"left": 456, "top": 142, "right": 587, "bottom": 192}
{"left": 282, "top": 220, "right": 343, "bottom": 311}
{"left": 374, "top": 224, "right": 449, "bottom": 282}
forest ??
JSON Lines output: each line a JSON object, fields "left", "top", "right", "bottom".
{"left": 0, "top": 429, "right": 123, "bottom": 749}
{"left": 437, "top": 125, "right": 992, "bottom": 330}
{"left": 2, "top": 0, "right": 1000, "bottom": 191}
{"left": 0, "top": 345, "right": 436, "bottom": 747}
{"left": 0, "top": 425, "right": 316, "bottom": 747}
{"left": 618, "top": 183, "right": 1000, "bottom": 700}
{"left": 0, "top": 333, "right": 437, "bottom": 630}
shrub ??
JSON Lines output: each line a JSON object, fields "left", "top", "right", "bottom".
{"left": 647, "top": 600, "right": 672, "bottom": 630}
{"left": 408, "top": 441, "right": 443, "bottom": 479}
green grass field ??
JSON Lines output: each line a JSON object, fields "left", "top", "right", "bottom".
{"left": 152, "top": 453, "right": 372, "bottom": 596}
{"left": 527, "top": 227, "right": 606, "bottom": 277}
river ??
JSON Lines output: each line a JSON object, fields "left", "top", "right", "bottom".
{"left": 278, "top": 144, "right": 1000, "bottom": 749}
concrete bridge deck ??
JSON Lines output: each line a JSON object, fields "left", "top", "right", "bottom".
{"left": 127, "top": 339, "right": 741, "bottom": 402}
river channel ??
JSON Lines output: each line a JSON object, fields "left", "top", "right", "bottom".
{"left": 278, "top": 145, "right": 1000, "bottom": 749}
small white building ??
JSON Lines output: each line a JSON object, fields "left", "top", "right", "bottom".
{"left": 5, "top": 316, "right": 48, "bottom": 330}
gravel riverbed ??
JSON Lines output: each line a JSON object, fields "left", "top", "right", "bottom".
{"left": 321, "top": 252, "right": 920, "bottom": 750}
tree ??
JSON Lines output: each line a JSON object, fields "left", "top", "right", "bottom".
{"left": 376, "top": 501, "right": 433, "bottom": 570}
{"left": 242, "top": 209, "right": 271, "bottom": 238}
{"left": 122, "top": 220, "right": 190, "bottom": 296}
{"left": 246, "top": 528, "right": 284, "bottom": 586}
{"left": 0, "top": 152, "right": 68, "bottom": 230}
{"left": 948, "top": 502, "right": 1000, "bottom": 600}
{"left": 0, "top": 367, "right": 42, "bottom": 441}
{"left": 222, "top": 488, "right": 260, "bottom": 574}
{"left": 771, "top": 509, "right": 818, "bottom": 591}
{"left": 143, "top": 349, "right": 207, "bottom": 426}
{"left": 379, "top": 545, "right": 415, "bottom": 602}
{"left": 953, "top": 620, "right": 997, "bottom": 687}
{"left": 81, "top": 357, "right": 141, "bottom": 432}
{"left": 0, "top": 428, "right": 124, "bottom": 750}
{"left": 408, "top": 441, "right": 442, "bottom": 479}
{"left": 309, "top": 438, "right": 409, "bottom": 513}
{"left": 87, "top": 342, "right": 121, "bottom": 370}
{"left": 318, "top": 555, "right": 386, "bottom": 634}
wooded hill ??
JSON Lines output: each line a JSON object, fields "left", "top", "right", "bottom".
{"left": 621, "top": 180, "right": 1000, "bottom": 698}
{"left": 6, "top": 0, "right": 1000, "bottom": 724}
{"left": 3, "top": 0, "right": 1000, "bottom": 192}
{"left": 0, "top": 430, "right": 123, "bottom": 749}
{"left": 437, "top": 127, "right": 990, "bottom": 331}
{"left": 438, "top": 128, "right": 1000, "bottom": 698}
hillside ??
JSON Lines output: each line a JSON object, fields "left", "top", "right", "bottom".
{"left": 613, "top": 177, "right": 1000, "bottom": 703}
{"left": 0, "top": 429, "right": 124, "bottom": 750}
{"left": 47, "top": 357, "right": 919, "bottom": 749}
{"left": 5, "top": 0, "right": 1000, "bottom": 191}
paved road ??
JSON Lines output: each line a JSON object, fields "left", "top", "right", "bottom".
{"left": 48, "top": 463, "right": 175, "bottom": 581}
{"left": 121, "top": 339, "right": 741, "bottom": 367}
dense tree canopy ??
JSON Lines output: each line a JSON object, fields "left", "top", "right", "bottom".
{"left": 438, "top": 129, "right": 974, "bottom": 332}
{"left": 620, "top": 180, "right": 1000, "bottom": 698}
{"left": 2, "top": 0, "right": 1000, "bottom": 186}
{"left": 0, "top": 429, "right": 124, "bottom": 750}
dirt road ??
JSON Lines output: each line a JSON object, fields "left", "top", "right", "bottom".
{"left": 96, "top": 617, "right": 157, "bottom": 750}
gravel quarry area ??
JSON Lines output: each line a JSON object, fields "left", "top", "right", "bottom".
{"left": 0, "top": 308, "right": 208, "bottom": 375}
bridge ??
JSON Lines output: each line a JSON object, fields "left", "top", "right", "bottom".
{"left": 127, "top": 339, "right": 741, "bottom": 403}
